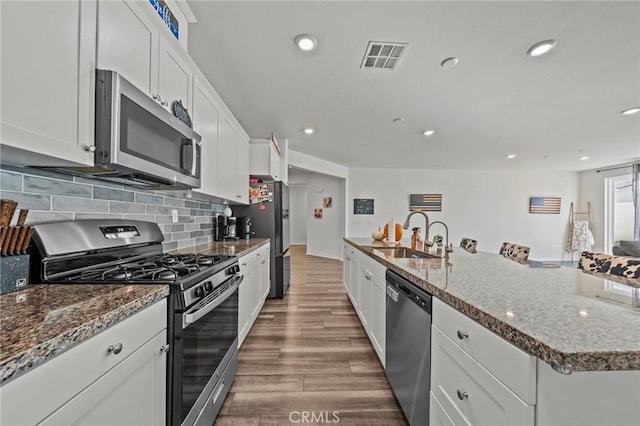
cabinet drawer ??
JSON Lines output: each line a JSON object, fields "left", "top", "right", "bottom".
{"left": 431, "top": 326, "right": 534, "bottom": 426}
{"left": 430, "top": 392, "right": 455, "bottom": 426}
{"left": 432, "top": 298, "right": 536, "bottom": 404}
{"left": 0, "top": 299, "right": 167, "bottom": 426}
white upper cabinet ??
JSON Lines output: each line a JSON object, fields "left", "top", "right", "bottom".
{"left": 96, "top": 0, "right": 157, "bottom": 96}
{"left": 158, "top": 36, "right": 192, "bottom": 112}
{"left": 97, "top": 0, "right": 192, "bottom": 113}
{"left": 218, "top": 116, "right": 240, "bottom": 201}
{"left": 191, "top": 78, "right": 220, "bottom": 197}
{"left": 237, "top": 135, "right": 250, "bottom": 204}
{"left": 0, "top": 0, "right": 96, "bottom": 166}
{"left": 249, "top": 139, "right": 281, "bottom": 182}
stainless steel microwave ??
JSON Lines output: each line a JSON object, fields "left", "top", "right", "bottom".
{"left": 50, "top": 69, "right": 201, "bottom": 189}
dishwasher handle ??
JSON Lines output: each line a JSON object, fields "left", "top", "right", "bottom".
{"left": 386, "top": 285, "right": 399, "bottom": 302}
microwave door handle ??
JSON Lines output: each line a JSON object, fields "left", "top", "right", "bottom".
{"left": 191, "top": 140, "right": 197, "bottom": 177}
{"left": 183, "top": 275, "right": 243, "bottom": 329}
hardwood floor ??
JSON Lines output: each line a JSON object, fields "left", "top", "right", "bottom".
{"left": 214, "top": 245, "right": 406, "bottom": 425}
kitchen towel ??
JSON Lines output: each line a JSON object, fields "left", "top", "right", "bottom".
{"left": 566, "top": 220, "right": 595, "bottom": 253}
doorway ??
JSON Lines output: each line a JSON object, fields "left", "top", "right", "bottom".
{"left": 604, "top": 175, "right": 633, "bottom": 253}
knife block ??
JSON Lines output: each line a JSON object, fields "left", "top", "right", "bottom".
{"left": 0, "top": 254, "right": 30, "bottom": 295}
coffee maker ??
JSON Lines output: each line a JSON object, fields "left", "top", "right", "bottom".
{"left": 215, "top": 215, "right": 239, "bottom": 241}
{"left": 237, "top": 216, "right": 252, "bottom": 239}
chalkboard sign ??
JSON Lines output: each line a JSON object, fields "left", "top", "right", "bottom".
{"left": 173, "top": 100, "right": 192, "bottom": 128}
{"left": 354, "top": 198, "right": 374, "bottom": 215}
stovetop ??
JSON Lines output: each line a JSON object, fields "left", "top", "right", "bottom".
{"left": 59, "top": 253, "right": 236, "bottom": 285}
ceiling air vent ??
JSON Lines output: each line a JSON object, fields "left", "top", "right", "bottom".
{"left": 361, "top": 41, "right": 409, "bottom": 70}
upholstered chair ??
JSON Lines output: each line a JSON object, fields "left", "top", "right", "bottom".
{"left": 499, "top": 242, "right": 530, "bottom": 263}
{"left": 578, "top": 251, "right": 640, "bottom": 280}
{"left": 459, "top": 238, "right": 477, "bottom": 253}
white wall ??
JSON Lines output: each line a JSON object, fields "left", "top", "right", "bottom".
{"left": 348, "top": 168, "right": 579, "bottom": 260}
{"left": 289, "top": 169, "right": 345, "bottom": 260}
{"left": 289, "top": 184, "right": 308, "bottom": 244}
{"left": 578, "top": 165, "right": 634, "bottom": 252}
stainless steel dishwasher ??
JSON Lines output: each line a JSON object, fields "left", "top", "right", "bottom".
{"left": 385, "top": 269, "right": 432, "bottom": 425}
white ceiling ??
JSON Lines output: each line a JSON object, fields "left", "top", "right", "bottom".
{"left": 187, "top": 1, "right": 640, "bottom": 172}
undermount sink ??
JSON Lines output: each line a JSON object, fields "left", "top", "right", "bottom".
{"left": 370, "top": 247, "right": 440, "bottom": 259}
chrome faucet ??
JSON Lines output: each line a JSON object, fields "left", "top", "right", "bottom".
{"left": 402, "top": 211, "right": 430, "bottom": 243}
{"left": 428, "top": 221, "right": 453, "bottom": 254}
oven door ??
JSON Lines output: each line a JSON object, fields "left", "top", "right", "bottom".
{"left": 178, "top": 274, "right": 241, "bottom": 426}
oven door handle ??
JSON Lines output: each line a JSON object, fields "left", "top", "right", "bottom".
{"left": 183, "top": 274, "right": 243, "bottom": 328}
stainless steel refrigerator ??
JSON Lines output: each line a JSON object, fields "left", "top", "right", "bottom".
{"left": 236, "top": 181, "right": 290, "bottom": 298}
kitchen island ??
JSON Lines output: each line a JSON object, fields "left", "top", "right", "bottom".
{"left": 344, "top": 237, "right": 640, "bottom": 426}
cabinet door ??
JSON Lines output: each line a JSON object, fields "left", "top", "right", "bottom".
{"left": 343, "top": 246, "right": 351, "bottom": 293}
{"left": 40, "top": 331, "right": 167, "bottom": 426}
{"left": 236, "top": 136, "right": 250, "bottom": 204}
{"left": 96, "top": 0, "right": 158, "bottom": 97}
{"left": 0, "top": 0, "right": 95, "bottom": 166}
{"left": 349, "top": 260, "right": 361, "bottom": 311}
{"left": 370, "top": 274, "right": 386, "bottom": 366}
{"left": 238, "top": 270, "right": 251, "bottom": 347}
{"left": 218, "top": 116, "right": 239, "bottom": 201}
{"left": 158, "top": 37, "right": 192, "bottom": 113}
{"left": 359, "top": 267, "right": 372, "bottom": 330}
{"left": 192, "top": 79, "right": 220, "bottom": 196}
{"left": 269, "top": 147, "right": 280, "bottom": 181}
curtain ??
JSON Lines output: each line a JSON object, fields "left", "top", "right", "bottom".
{"left": 634, "top": 163, "right": 640, "bottom": 240}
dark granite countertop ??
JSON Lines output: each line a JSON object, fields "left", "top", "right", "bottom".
{"left": 345, "top": 238, "right": 640, "bottom": 372}
{"left": 172, "top": 238, "right": 270, "bottom": 258}
{"left": 0, "top": 239, "right": 269, "bottom": 386}
{"left": 0, "top": 284, "right": 168, "bottom": 385}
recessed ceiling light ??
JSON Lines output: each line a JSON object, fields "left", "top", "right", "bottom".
{"left": 526, "top": 39, "right": 557, "bottom": 57}
{"left": 621, "top": 107, "right": 640, "bottom": 115}
{"left": 303, "top": 128, "right": 314, "bottom": 135}
{"left": 579, "top": 156, "right": 590, "bottom": 160}
{"left": 294, "top": 34, "right": 317, "bottom": 51}
{"left": 506, "top": 154, "right": 517, "bottom": 159}
{"left": 393, "top": 117, "right": 405, "bottom": 123}
{"left": 288, "top": 165, "right": 293, "bottom": 169}
{"left": 440, "top": 57, "right": 458, "bottom": 69}
{"left": 422, "top": 129, "right": 435, "bottom": 136}
{"left": 544, "top": 155, "right": 551, "bottom": 158}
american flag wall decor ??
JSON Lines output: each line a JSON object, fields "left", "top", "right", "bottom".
{"left": 410, "top": 194, "right": 442, "bottom": 211}
{"left": 529, "top": 197, "right": 561, "bottom": 214}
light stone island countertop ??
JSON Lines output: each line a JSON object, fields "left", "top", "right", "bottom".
{"left": 0, "top": 238, "right": 270, "bottom": 386}
{"left": 345, "top": 237, "right": 640, "bottom": 372}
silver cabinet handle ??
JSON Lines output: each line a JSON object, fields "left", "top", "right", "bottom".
{"left": 242, "top": 262, "right": 247, "bottom": 267}
{"left": 236, "top": 195, "right": 242, "bottom": 198}
{"left": 345, "top": 256, "right": 350, "bottom": 260}
{"left": 261, "top": 260, "right": 266, "bottom": 264}
{"left": 256, "top": 253, "right": 261, "bottom": 257}
{"left": 107, "top": 343, "right": 123, "bottom": 355}
{"left": 84, "top": 145, "right": 96, "bottom": 153}
{"left": 159, "top": 344, "right": 170, "bottom": 353}
{"left": 457, "top": 390, "right": 468, "bottom": 400}
{"left": 162, "top": 100, "right": 169, "bottom": 107}
{"left": 153, "top": 94, "right": 160, "bottom": 100}
{"left": 457, "top": 330, "right": 469, "bottom": 340}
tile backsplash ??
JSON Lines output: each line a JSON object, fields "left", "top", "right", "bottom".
{"left": 0, "top": 165, "right": 227, "bottom": 252}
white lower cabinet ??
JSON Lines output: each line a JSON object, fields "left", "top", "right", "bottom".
{"left": 431, "top": 326, "right": 534, "bottom": 426}
{"left": 369, "top": 273, "right": 386, "bottom": 366}
{"left": 343, "top": 244, "right": 386, "bottom": 366}
{"left": 0, "top": 299, "right": 167, "bottom": 426}
{"left": 238, "top": 244, "right": 271, "bottom": 347}
{"left": 430, "top": 391, "right": 455, "bottom": 426}
{"left": 41, "top": 331, "right": 166, "bottom": 425}
{"left": 535, "top": 360, "right": 640, "bottom": 426}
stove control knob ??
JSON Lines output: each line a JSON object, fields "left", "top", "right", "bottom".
{"left": 194, "top": 286, "right": 204, "bottom": 298}
{"left": 204, "top": 282, "right": 213, "bottom": 292}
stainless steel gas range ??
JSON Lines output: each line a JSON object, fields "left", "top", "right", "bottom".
{"left": 30, "top": 219, "right": 240, "bottom": 426}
